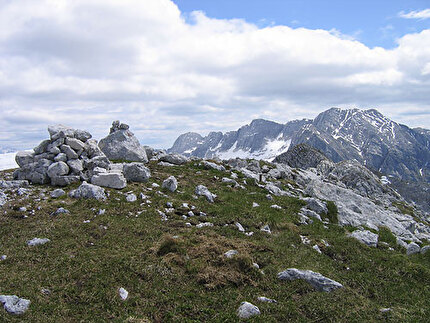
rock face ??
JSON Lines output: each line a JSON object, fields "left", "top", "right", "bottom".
{"left": 274, "top": 143, "right": 330, "bottom": 169}
{"left": 237, "top": 301, "right": 260, "bottom": 319}
{"left": 13, "top": 124, "right": 108, "bottom": 186}
{"left": 278, "top": 268, "right": 343, "bottom": 292}
{"left": 350, "top": 230, "right": 379, "bottom": 247}
{"left": 0, "top": 295, "right": 31, "bottom": 315}
{"left": 99, "top": 121, "right": 148, "bottom": 163}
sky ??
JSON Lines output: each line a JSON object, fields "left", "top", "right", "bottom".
{"left": 0, "top": 0, "right": 430, "bottom": 150}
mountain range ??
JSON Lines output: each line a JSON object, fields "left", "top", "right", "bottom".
{"left": 169, "top": 108, "right": 430, "bottom": 184}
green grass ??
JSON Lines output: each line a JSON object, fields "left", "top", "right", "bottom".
{"left": 1, "top": 161, "right": 430, "bottom": 322}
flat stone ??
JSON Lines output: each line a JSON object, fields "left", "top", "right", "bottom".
{"left": 27, "top": 238, "right": 50, "bottom": 246}
{"left": 278, "top": 268, "right": 343, "bottom": 292}
{"left": 91, "top": 173, "right": 127, "bottom": 189}
{"left": 118, "top": 287, "right": 128, "bottom": 300}
{"left": 50, "top": 175, "right": 80, "bottom": 187}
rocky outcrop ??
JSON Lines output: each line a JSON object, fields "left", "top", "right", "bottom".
{"left": 99, "top": 121, "right": 148, "bottom": 163}
{"left": 273, "top": 143, "right": 330, "bottom": 169}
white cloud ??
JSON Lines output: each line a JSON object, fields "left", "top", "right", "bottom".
{"left": 0, "top": 0, "right": 430, "bottom": 150}
{"left": 399, "top": 9, "right": 430, "bottom": 20}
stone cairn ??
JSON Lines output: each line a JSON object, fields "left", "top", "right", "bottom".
{"left": 14, "top": 125, "right": 111, "bottom": 186}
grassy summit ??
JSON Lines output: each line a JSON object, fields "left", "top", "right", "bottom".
{"left": 1, "top": 161, "right": 430, "bottom": 322}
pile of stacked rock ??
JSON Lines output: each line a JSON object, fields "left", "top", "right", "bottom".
{"left": 13, "top": 122, "right": 151, "bottom": 189}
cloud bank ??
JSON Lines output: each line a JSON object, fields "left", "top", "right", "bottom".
{"left": 399, "top": 9, "right": 430, "bottom": 20}
{"left": 1, "top": 0, "right": 430, "bottom": 149}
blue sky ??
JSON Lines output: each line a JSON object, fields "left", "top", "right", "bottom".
{"left": 0, "top": 0, "right": 430, "bottom": 150}
{"left": 174, "top": 0, "right": 430, "bottom": 48}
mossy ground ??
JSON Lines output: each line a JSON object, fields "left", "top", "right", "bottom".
{"left": 1, "top": 162, "right": 430, "bottom": 322}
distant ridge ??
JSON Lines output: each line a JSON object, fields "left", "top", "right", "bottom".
{"left": 169, "top": 107, "right": 430, "bottom": 183}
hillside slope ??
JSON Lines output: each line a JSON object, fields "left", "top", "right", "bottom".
{"left": 1, "top": 157, "right": 430, "bottom": 321}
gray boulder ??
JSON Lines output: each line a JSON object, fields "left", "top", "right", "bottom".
{"left": 60, "top": 145, "right": 78, "bottom": 159}
{"left": 420, "top": 245, "right": 430, "bottom": 254}
{"left": 0, "top": 295, "right": 30, "bottom": 315}
{"left": 91, "top": 173, "right": 127, "bottom": 189}
{"left": 15, "top": 151, "right": 34, "bottom": 167}
{"left": 69, "top": 181, "right": 106, "bottom": 200}
{"left": 33, "top": 139, "right": 50, "bottom": 154}
{"left": 47, "top": 162, "right": 69, "bottom": 179}
{"left": 48, "top": 124, "right": 75, "bottom": 140}
{"left": 406, "top": 242, "right": 420, "bottom": 255}
{"left": 200, "top": 161, "right": 226, "bottom": 172}
{"left": 50, "top": 175, "right": 80, "bottom": 187}
{"left": 237, "top": 301, "right": 260, "bottom": 319}
{"left": 51, "top": 189, "right": 65, "bottom": 198}
{"left": 162, "top": 176, "right": 178, "bottom": 192}
{"left": 159, "top": 154, "right": 189, "bottom": 165}
{"left": 67, "top": 159, "right": 83, "bottom": 174}
{"left": 74, "top": 129, "right": 92, "bottom": 142}
{"left": 99, "top": 121, "right": 148, "bottom": 162}
{"left": 65, "top": 137, "right": 85, "bottom": 151}
{"left": 278, "top": 268, "right": 343, "bottom": 292}
{"left": 349, "top": 230, "right": 379, "bottom": 247}
{"left": 54, "top": 153, "right": 67, "bottom": 162}
{"left": 195, "top": 185, "right": 216, "bottom": 203}
{"left": 123, "top": 163, "right": 151, "bottom": 182}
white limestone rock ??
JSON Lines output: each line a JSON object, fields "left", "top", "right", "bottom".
{"left": 162, "top": 176, "right": 178, "bottom": 192}
{"left": 91, "top": 173, "right": 127, "bottom": 189}
{"left": 237, "top": 301, "right": 260, "bottom": 319}
{"left": 195, "top": 185, "right": 216, "bottom": 203}
{"left": 0, "top": 295, "right": 31, "bottom": 315}
{"left": 278, "top": 268, "right": 343, "bottom": 292}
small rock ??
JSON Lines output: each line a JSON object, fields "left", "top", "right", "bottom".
{"left": 166, "top": 202, "right": 173, "bottom": 208}
{"left": 252, "top": 263, "right": 260, "bottom": 269}
{"left": 235, "top": 222, "right": 245, "bottom": 232}
{"left": 237, "top": 301, "right": 260, "bottom": 319}
{"left": 27, "top": 238, "right": 50, "bottom": 246}
{"left": 406, "top": 242, "right": 420, "bottom": 255}
{"left": 224, "top": 250, "right": 238, "bottom": 258}
{"left": 0, "top": 255, "right": 6, "bottom": 261}
{"left": 51, "top": 189, "right": 65, "bottom": 198}
{"left": 162, "top": 176, "right": 178, "bottom": 192}
{"left": 51, "top": 207, "right": 70, "bottom": 216}
{"left": 195, "top": 185, "right": 216, "bottom": 203}
{"left": 69, "top": 182, "right": 106, "bottom": 200}
{"left": 0, "top": 295, "right": 31, "bottom": 315}
{"left": 196, "top": 222, "right": 214, "bottom": 228}
{"left": 312, "top": 245, "right": 322, "bottom": 254}
{"left": 118, "top": 287, "right": 128, "bottom": 300}
{"left": 261, "top": 225, "right": 271, "bottom": 234}
{"left": 126, "top": 194, "right": 137, "bottom": 202}
{"left": 91, "top": 172, "right": 127, "bottom": 189}
{"left": 271, "top": 204, "right": 282, "bottom": 209}
{"left": 379, "top": 308, "right": 392, "bottom": 313}
{"left": 257, "top": 296, "right": 277, "bottom": 303}
{"left": 18, "top": 207, "right": 27, "bottom": 212}
{"left": 420, "top": 245, "right": 430, "bottom": 254}
{"left": 266, "top": 194, "right": 273, "bottom": 200}
{"left": 252, "top": 202, "right": 259, "bottom": 208}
